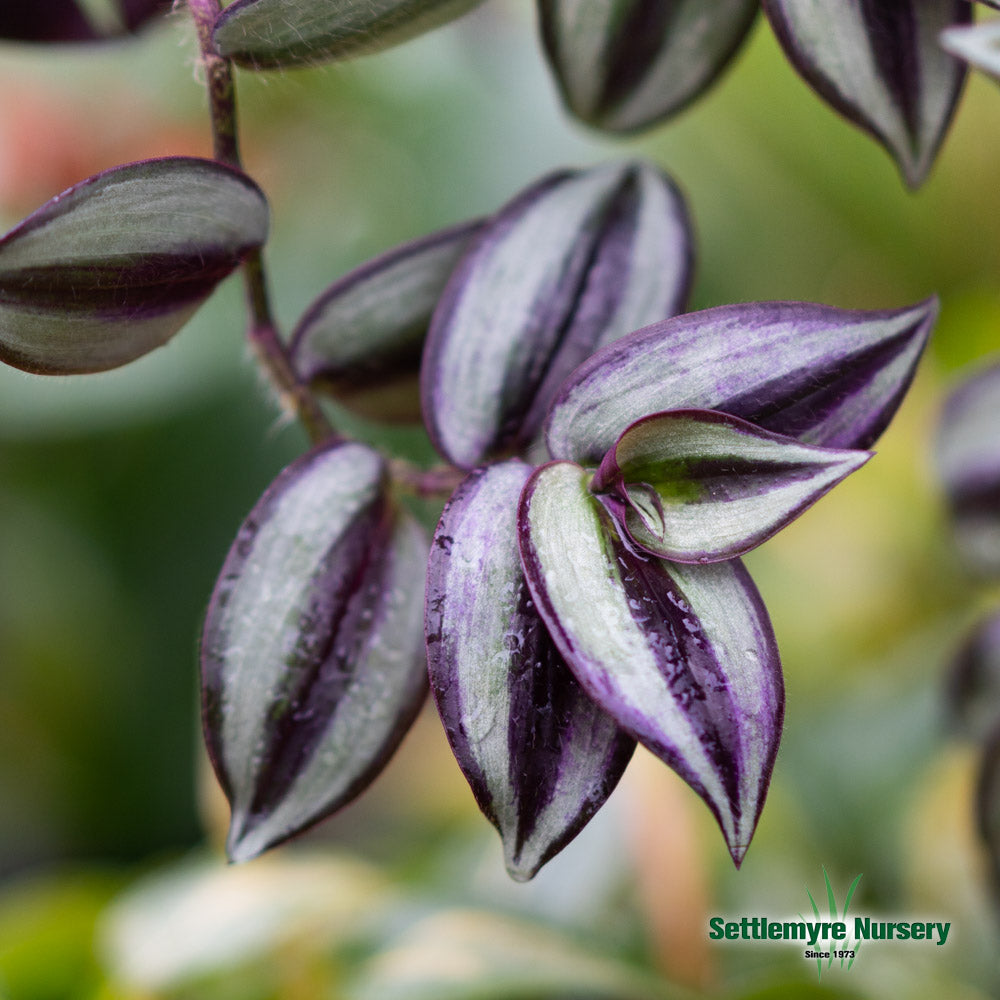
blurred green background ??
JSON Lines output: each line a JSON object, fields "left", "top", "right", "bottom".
{"left": 2, "top": 3, "right": 1000, "bottom": 998}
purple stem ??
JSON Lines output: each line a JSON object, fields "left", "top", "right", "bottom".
{"left": 186, "top": 0, "right": 465, "bottom": 498}
{"left": 188, "top": 0, "right": 336, "bottom": 446}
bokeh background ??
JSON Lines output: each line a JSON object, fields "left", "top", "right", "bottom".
{"left": 2, "top": 3, "right": 1000, "bottom": 998}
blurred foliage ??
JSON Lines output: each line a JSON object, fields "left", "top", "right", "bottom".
{"left": 2, "top": 2, "right": 1000, "bottom": 998}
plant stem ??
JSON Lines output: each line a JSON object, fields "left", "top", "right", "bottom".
{"left": 388, "top": 460, "right": 466, "bottom": 499}
{"left": 188, "top": 0, "right": 336, "bottom": 446}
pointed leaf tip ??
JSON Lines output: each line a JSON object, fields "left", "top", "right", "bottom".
{"left": 763, "top": 0, "right": 969, "bottom": 187}
{"left": 547, "top": 298, "right": 936, "bottom": 466}
{"left": 591, "top": 408, "right": 871, "bottom": 563}
{"left": 202, "top": 441, "right": 429, "bottom": 861}
{"left": 426, "top": 460, "right": 634, "bottom": 879}
{"left": 422, "top": 160, "right": 693, "bottom": 468}
{"left": 518, "top": 461, "right": 784, "bottom": 863}
{"left": 538, "top": 0, "right": 759, "bottom": 133}
{"left": 0, "top": 157, "right": 268, "bottom": 375}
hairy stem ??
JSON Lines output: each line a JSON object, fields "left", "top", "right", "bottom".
{"left": 188, "top": 0, "right": 336, "bottom": 445}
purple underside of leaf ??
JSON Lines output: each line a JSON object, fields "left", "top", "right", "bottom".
{"left": 426, "top": 460, "right": 635, "bottom": 879}
{"left": 762, "top": 0, "right": 969, "bottom": 187}
{"left": 545, "top": 299, "right": 935, "bottom": 466}
{"left": 589, "top": 407, "right": 870, "bottom": 563}
{"left": 517, "top": 461, "right": 784, "bottom": 865}
{"left": 0, "top": 2, "right": 98, "bottom": 41}
{"left": 422, "top": 161, "right": 692, "bottom": 469}
{"left": 201, "top": 441, "right": 429, "bottom": 862}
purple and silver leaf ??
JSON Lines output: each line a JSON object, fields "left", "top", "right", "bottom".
{"left": 422, "top": 161, "right": 693, "bottom": 469}
{"left": 213, "top": 0, "right": 486, "bottom": 70}
{"left": 289, "top": 219, "right": 482, "bottom": 423}
{"left": 937, "top": 359, "right": 1000, "bottom": 577}
{"left": 763, "top": 0, "right": 970, "bottom": 187}
{"left": 426, "top": 460, "right": 635, "bottom": 880}
{"left": 941, "top": 21, "right": 1000, "bottom": 84}
{"left": 538, "top": 0, "right": 759, "bottom": 133}
{"left": 946, "top": 609, "right": 1000, "bottom": 742}
{"left": 201, "top": 441, "right": 429, "bottom": 863}
{"left": 518, "top": 461, "right": 784, "bottom": 866}
{"left": 546, "top": 299, "right": 936, "bottom": 467}
{"left": 0, "top": 157, "right": 268, "bottom": 375}
{"left": 590, "top": 408, "right": 871, "bottom": 563}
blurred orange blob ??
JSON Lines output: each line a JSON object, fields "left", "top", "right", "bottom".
{"left": 0, "top": 81, "right": 209, "bottom": 217}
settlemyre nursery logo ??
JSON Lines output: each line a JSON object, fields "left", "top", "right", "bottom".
{"left": 708, "top": 868, "right": 952, "bottom": 981}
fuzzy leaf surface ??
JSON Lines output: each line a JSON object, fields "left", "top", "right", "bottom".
{"left": 289, "top": 219, "right": 481, "bottom": 422}
{"left": 518, "top": 461, "right": 783, "bottom": 865}
{"left": 201, "top": 441, "right": 429, "bottom": 863}
{"left": 763, "top": 0, "right": 970, "bottom": 187}
{"left": 591, "top": 408, "right": 870, "bottom": 562}
{"left": 426, "top": 460, "right": 635, "bottom": 880}
{"left": 937, "top": 359, "right": 1000, "bottom": 576}
{"left": 0, "top": 157, "right": 268, "bottom": 375}
{"left": 213, "top": 0, "right": 485, "bottom": 70}
{"left": 538, "top": 0, "right": 759, "bottom": 132}
{"left": 422, "top": 161, "right": 692, "bottom": 469}
{"left": 546, "top": 299, "right": 935, "bottom": 467}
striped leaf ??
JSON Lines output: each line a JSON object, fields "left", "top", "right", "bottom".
{"left": 422, "top": 161, "right": 693, "bottom": 469}
{"left": 212, "top": 0, "right": 485, "bottom": 70}
{"left": 426, "top": 460, "right": 635, "bottom": 880}
{"left": 946, "top": 610, "right": 1000, "bottom": 742}
{"left": 762, "top": 0, "right": 970, "bottom": 187}
{"left": 538, "top": 0, "right": 759, "bottom": 133}
{"left": 518, "top": 461, "right": 784, "bottom": 865}
{"left": 289, "top": 220, "right": 482, "bottom": 423}
{"left": 942, "top": 21, "right": 1000, "bottom": 86}
{"left": 591, "top": 408, "right": 870, "bottom": 563}
{"left": 546, "top": 299, "right": 936, "bottom": 467}
{"left": 0, "top": 157, "right": 268, "bottom": 375}
{"left": 201, "top": 441, "right": 429, "bottom": 863}
{"left": 937, "top": 359, "right": 1000, "bottom": 577}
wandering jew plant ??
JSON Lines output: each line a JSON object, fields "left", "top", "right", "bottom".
{"left": 937, "top": 359, "right": 1000, "bottom": 893}
{"left": 0, "top": 0, "right": 960, "bottom": 879}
